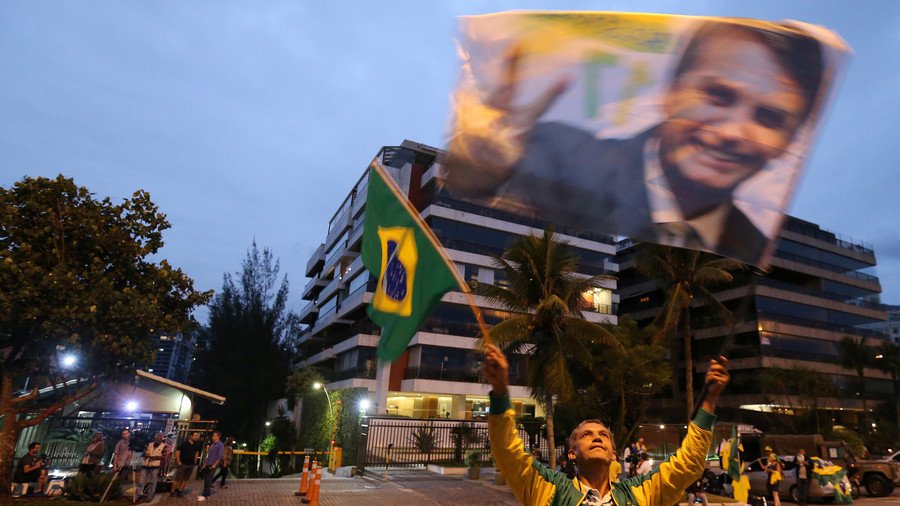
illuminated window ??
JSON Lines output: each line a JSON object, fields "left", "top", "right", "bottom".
{"left": 582, "top": 287, "right": 612, "bottom": 314}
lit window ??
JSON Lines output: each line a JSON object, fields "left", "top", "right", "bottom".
{"left": 582, "top": 287, "right": 612, "bottom": 313}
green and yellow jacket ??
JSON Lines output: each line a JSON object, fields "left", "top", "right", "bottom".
{"left": 488, "top": 393, "right": 715, "bottom": 506}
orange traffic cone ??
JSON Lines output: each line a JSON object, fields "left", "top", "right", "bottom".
{"left": 301, "top": 461, "right": 319, "bottom": 504}
{"left": 310, "top": 465, "right": 323, "bottom": 506}
{"left": 295, "top": 455, "right": 311, "bottom": 496}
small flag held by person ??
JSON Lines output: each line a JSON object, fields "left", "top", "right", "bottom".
{"left": 361, "top": 157, "right": 460, "bottom": 361}
{"left": 720, "top": 426, "right": 751, "bottom": 503}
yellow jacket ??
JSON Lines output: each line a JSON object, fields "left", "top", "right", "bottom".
{"left": 488, "top": 393, "right": 715, "bottom": 506}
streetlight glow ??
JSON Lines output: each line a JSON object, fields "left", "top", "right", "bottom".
{"left": 265, "top": 421, "right": 271, "bottom": 427}
{"left": 360, "top": 399, "right": 370, "bottom": 412}
{"left": 313, "top": 382, "right": 322, "bottom": 390}
{"left": 61, "top": 353, "right": 77, "bottom": 368}
{"left": 125, "top": 400, "right": 138, "bottom": 412}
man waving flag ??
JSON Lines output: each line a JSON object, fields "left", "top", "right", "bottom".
{"left": 720, "top": 426, "right": 750, "bottom": 503}
{"left": 361, "top": 156, "right": 463, "bottom": 361}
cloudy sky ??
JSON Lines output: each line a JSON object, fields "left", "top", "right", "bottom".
{"left": 2, "top": 1, "right": 899, "bottom": 318}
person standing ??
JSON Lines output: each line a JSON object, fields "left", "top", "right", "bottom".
{"left": 112, "top": 429, "right": 133, "bottom": 475}
{"left": 213, "top": 437, "right": 234, "bottom": 489}
{"left": 795, "top": 448, "right": 811, "bottom": 506}
{"left": 138, "top": 433, "right": 166, "bottom": 503}
{"left": 12, "top": 442, "right": 48, "bottom": 495}
{"left": 758, "top": 446, "right": 783, "bottom": 506}
{"left": 78, "top": 432, "right": 105, "bottom": 478}
{"left": 172, "top": 432, "right": 200, "bottom": 497}
{"left": 198, "top": 431, "right": 224, "bottom": 502}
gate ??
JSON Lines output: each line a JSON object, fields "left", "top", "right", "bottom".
{"left": 357, "top": 416, "right": 553, "bottom": 474}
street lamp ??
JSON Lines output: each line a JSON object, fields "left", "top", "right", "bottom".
{"left": 313, "top": 382, "right": 333, "bottom": 413}
{"left": 61, "top": 353, "right": 77, "bottom": 369}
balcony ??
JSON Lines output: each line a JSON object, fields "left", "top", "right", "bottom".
{"left": 301, "top": 276, "right": 328, "bottom": 301}
{"left": 324, "top": 209, "right": 351, "bottom": 251}
{"left": 404, "top": 365, "right": 527, "bottom": 386}
{"left": 329, "top": 366, "right": 377, "bottom": 382}
{"left": 305, "top": 243, "right": 325, "bottom": 277}
{"left": 298, "top": 300, "right": 318, "bottom": 324}
{"left": 781, "top": 218, "right": 874, "bottom": 256}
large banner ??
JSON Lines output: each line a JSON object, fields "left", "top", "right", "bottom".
{"left": 441, "top": 12, "right": 848, "bottom": 266}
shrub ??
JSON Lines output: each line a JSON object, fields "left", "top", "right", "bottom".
{"left": 410, "top": 425, "right": 436, "bottom": 455}
{"left": 65, "top": 472, "right": 122, "bottom": 502}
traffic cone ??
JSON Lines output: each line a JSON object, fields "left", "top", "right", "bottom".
{"left": 310, "top": 466, "right": 323, "bottom": 506}
{"left": 301, "top": 461, "right": 319, "bottom": 504}
{"left": 295, "top": 455, "right": 311, "bottom": 496}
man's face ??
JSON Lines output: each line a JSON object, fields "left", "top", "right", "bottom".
{"left": 155, "top": 434, "right": 164, "bottom": 443}
{"left": 190, "top": 433, "right": 199, "bottom": 443}
{"left": 31, "top": 444, "right": 41, "bottom": 455}
{"left": 571, "top": 422, "right": 615, "bottom": 464}
{"left": 212, "top": 433, "right": 220, "bottom": 443}
{"left": 660, "top": 29, "right": 807, "bottom": 191}
{"left": 122, "top": 431, "right": 130, "bottom": 441}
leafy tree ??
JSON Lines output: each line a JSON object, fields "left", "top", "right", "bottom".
{"left": 475, "top": 228, "right": 623, "bottom": 465}
{"left": 634, "top": 244, "right": 744, "bottom": 419}
{"left": 193, "top": 241, "right": 297, "bottom": 448}
{"left": 874, "top": 341, "right": 900, "bottom": 441}
{"left": 555, "top": 315, "right": 671, "bottom": 451}
{"left": 838, "top": 335, "right": 873, "bottom": 433}
{"left": 0, "top": 175, "right": 209, "bottom": 493}
{"left": 758, "top": 366, "right": 838, "bottom": 434}
{"left": 285, "top": 366, "right": 326, "bottom": 412}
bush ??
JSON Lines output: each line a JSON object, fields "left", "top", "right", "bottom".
{"left": 411, "top": 425, "right": 436, "bottom": 455}
{"left": 65, "top": 472, "right": 122, "bottom": 502}
{"left": 464, "top": 449, "right": 485, "bottom": 468}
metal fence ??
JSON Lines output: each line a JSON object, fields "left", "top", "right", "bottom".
{"left": 357, "top": 416, "right": 557, "bottom": 472}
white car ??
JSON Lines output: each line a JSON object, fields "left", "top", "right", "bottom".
{"left": 743, "top": 456, "right": 855, "bottom": 503}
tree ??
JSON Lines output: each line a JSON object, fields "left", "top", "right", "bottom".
{"left": 555, "top": 315, "right": 671, "bottom": 451}
{"left": 193, "top": 241, "right": 297, "bottom": 448}
{"left": 874, "top": 341, "right": 900, "bottom": 440}
{"left": 475, "top": 228, "right": 622, "bottom": 465}
{"left": 758, "top": 366, "right": 838, "bottom": 434}
{"left": 634, "top": 244, "right": 744, "bottom": 419}
{"left": 0, "top": 175, "right": 209, "bottom": 493}
{"left": 839, "top": 335, "right": 873, "bottom": 433}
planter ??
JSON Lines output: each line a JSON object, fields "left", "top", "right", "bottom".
{"left": 467, "top": 466, "right": 481, "bottom": 480}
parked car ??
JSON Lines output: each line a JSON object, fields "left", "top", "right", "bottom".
{"left": 743, "top": 456, "right": 854, "bottom": 503}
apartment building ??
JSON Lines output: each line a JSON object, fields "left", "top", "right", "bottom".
{"left": 296, "top": 140, "right": 618, "bottom": 419}
{"left": 617, "top": 216, "right": 891, "bottom": 424}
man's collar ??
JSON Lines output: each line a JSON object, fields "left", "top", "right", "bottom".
{"left": 643, "top": 136, "right": 731, "bottom": 250}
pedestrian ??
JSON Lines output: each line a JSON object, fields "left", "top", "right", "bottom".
{"left": 12, "top": 442, "right": 48, "bottom": 495}
{"left": 795, "top": 448, "right": 811, "bottom": 506}
{"left": 198, "top": 431, "right": 224, "bottom": 502}
{"left": 758, "top": 446, "right": 783, "bottom": 506}
{"left": 635, "top": 453, "right": 652, "bottom": 476}
{"left": 213, "top": 437, "right": 233, "bottom": 488}
{"left": 686, "top": 474, "right": 710, "bottom": 506}
{"left": 172, "top": 431, "right": 201, "bottom": 497}
{"left": 78, "top": 431, "right": 105, "bottom": 478}
{"left": 137, "top": 432, "right": 166, "bottom": 503}
{"left": 483, "top": 343, "right": 731, "bottom": 506}
{"left": 112, "top": 429, "right": 134, "bottom": 479}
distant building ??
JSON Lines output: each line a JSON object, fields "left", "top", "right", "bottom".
{"left": 859, "top": 304, "right": 900, "bottom": 346}
{"left": 617, "top": 216, "right": 891, "bottom": 425}
{"left": 296, "top": 140, "right": 618, "bottom": 419}
{"left": 148, "top": 332, "right": 196, "bottom": 383}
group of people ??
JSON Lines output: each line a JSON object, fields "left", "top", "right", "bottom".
{"left": 112, "top": 428, "right": 234, "bottom": 502}
{"left": 621, "top": 438, "right": 653, "bottom": 478}
{"left": 12, "top": 424, "right": 233, "bottom": 502}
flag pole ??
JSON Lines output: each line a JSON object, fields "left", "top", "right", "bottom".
{"left": 369, "top": 158, "right": 492, "bottom": 344}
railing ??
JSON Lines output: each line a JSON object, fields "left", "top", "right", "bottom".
{"left": 757, "top": 311, "right": 888, "bottom": 339}
{"left": 404, "top": 365, "right": 527, "bottom": 386}
{"left": 430, "top": 194, "right": 616, "bottom": 245}
{"left": 772, "top": 250, "right": 879, "bottom": 282}
{"left": 782, "top": 220, "right": 874, "bottom": 255}
{"left": 757, "top": 278, "right": 884, "bottom": 311}
{"left": 329, "top": 366, "right": 377, "bottom": 382}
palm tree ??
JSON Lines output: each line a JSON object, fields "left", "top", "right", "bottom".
{"left": 874, "top": 341, "right": 900, "bottom": 435}
{"left": 476, "top": 228, "right": 623, "bottom": 465}
{"left": 634, "top": 244, "right": 745, "bottom": 419}
{"left": 838, "top": 335, "right": 873, "bottom": 432}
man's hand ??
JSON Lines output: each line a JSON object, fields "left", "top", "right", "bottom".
{"left": 482, "top": 344, "right": 510, "bottom": 396}
{"left": 700, "top": 356, "right": 730, "bottom": 414}
{"left": 443, "top": 44, "right": 569, "bottom": 197}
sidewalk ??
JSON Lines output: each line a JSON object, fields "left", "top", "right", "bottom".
{"left": 150, "top": 468, "right": 520, "bottom": 505}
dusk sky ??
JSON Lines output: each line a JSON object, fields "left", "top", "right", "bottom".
{"left": 2, "top": 1, "right": 899, "bottom": 319}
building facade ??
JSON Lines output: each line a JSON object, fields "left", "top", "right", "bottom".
{"left": 617, "top": 216, "right": 891, "bottom": 425}
{"left": 148, "top": 332, "right": 196, "bottom": 383}
{"left": 296, "top": 140, "right": 618, "bottom": 419}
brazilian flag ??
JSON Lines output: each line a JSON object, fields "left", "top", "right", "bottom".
{"left": 361, "top": 159, "right": 460, "bottom": 361}
{"left": 720, "top": 427, "right": 750, "bottom": 503}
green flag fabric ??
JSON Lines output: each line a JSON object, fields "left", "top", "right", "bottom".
{"left": 725, "top": 426, "right": 742, "bottom": 481}
{"left": 361, "top": 161, "right": 459, "bottom": 362}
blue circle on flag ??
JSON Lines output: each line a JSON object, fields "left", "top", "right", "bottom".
{"left": 384, "top": 240, "right": 407, "bottom": 301}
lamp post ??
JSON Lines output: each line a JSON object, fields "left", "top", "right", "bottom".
{"left": 314, "top": 382, "right": 339, "bottom": 460}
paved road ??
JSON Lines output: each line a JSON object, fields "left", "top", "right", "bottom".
{"left": 147, "top": 470, "right": 900, "bottom": 506}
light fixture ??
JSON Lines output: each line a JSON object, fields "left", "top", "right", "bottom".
{"left": 265, "top": 421, "right": 271, "bottom": 427}
{"left": 359, "top": 399, "right": 370, "bottom": 412}
{"left": 313, "top": 382, "right": 322, "bottom": 390}
{"left": 61, "top": 353, "right": 77, "bottom": 368}
{"left": 126, "top": 400, "right": 138, "bottom": 412}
